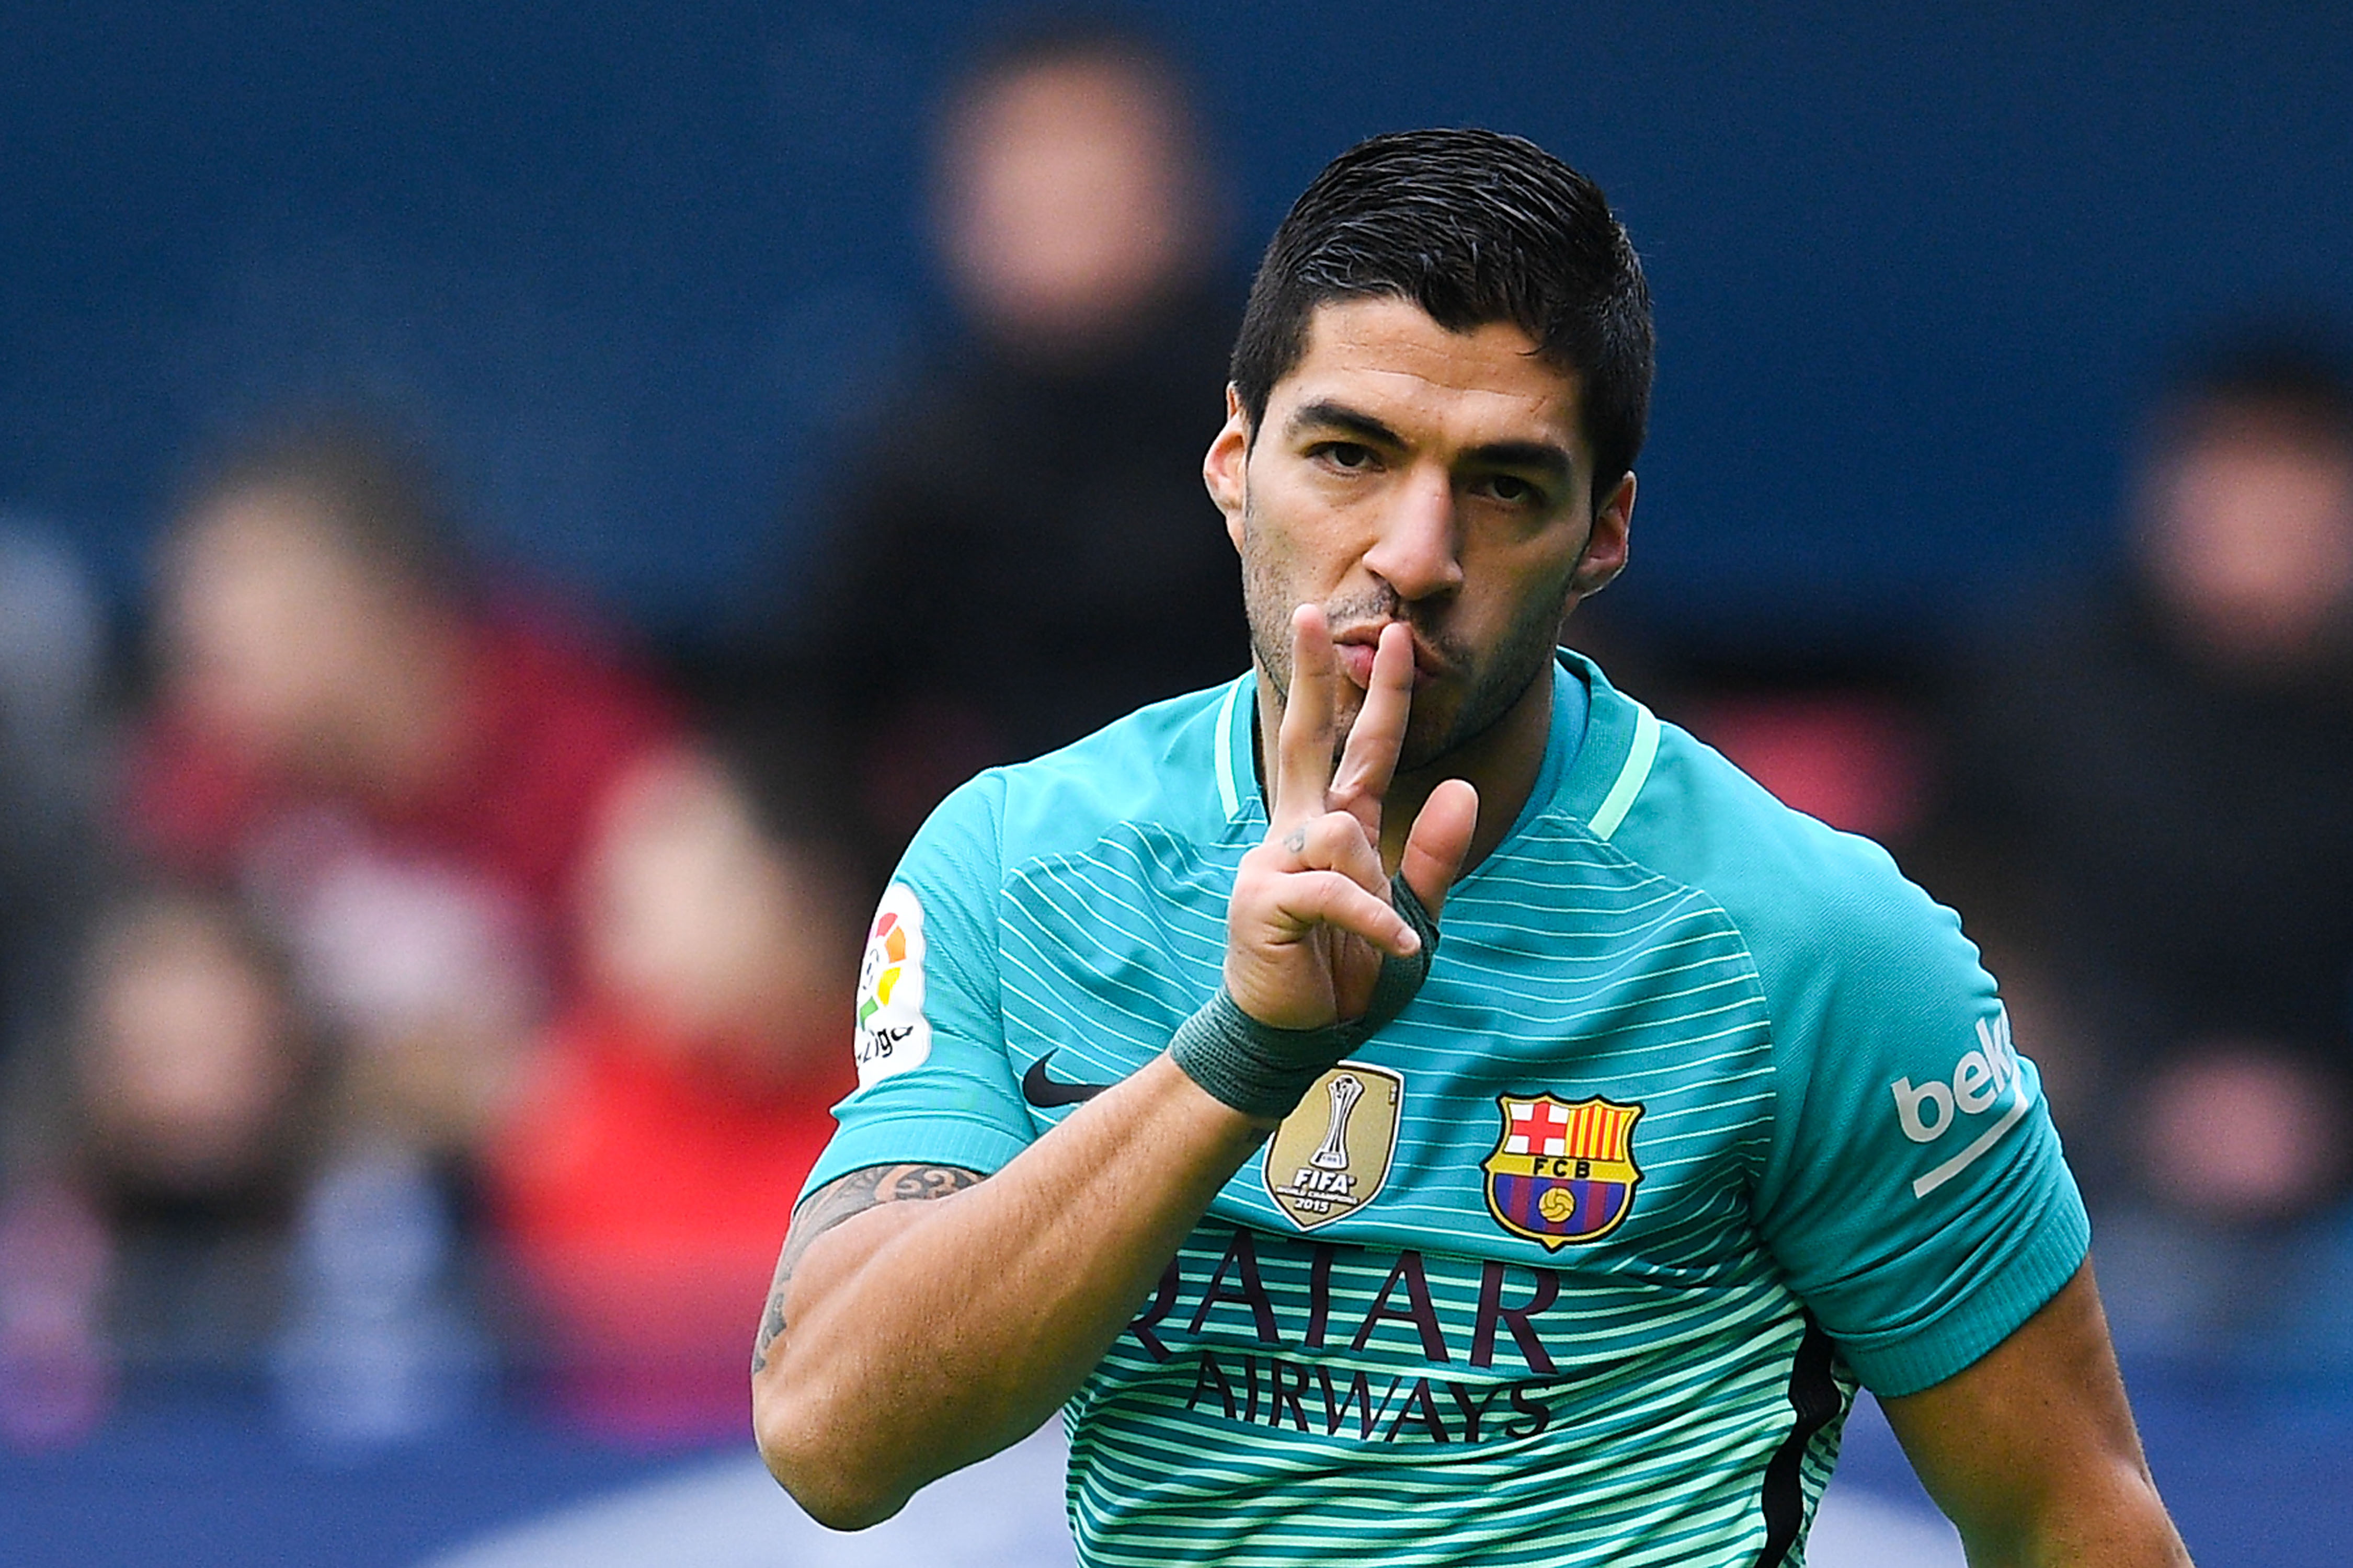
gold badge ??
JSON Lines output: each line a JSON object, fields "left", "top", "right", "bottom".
{"left": 1263, "top": 1063, "right": 1403, "bottom": 1230}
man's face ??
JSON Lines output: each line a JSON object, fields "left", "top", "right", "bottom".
{"left": 2139, "top": 416, "right": 2353, "bottom": 669}
{"left": 165, "top": 487, "right": 401, "bottom": 762}
{"left": 941, "top": 58, "right": 1202, "bottom": 352}
{"left": 1205, "top": 296, "right": 1632, "bottom": 770}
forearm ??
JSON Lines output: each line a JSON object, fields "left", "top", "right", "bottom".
{"left": 758, "top": 612, "right": 1476, "bottom": 1527}
{"left": 2004, "top": 1480, "right": 2189, "bottom": 1568}
{"left": 753, "top": 1052, "right": 1269, "bottom": 1527}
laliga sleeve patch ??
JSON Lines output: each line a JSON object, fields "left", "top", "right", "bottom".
{"left": 854, "top": 884, "right": 933, "bottom": 1086}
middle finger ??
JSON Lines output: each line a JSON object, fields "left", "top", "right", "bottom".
{"left": 1330, "top": 621, "right": 1415, "bottom": 830}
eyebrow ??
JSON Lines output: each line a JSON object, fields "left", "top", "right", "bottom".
{"left": 1286, "top": 399, "right": 1403, "bottom": 449}
{"left": 1285, "top": 399, "right": 1575, "bottom": 483}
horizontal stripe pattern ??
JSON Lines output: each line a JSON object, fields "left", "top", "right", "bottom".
{"left": 995, "top": 793, "right": 1838, "bottom": 1564}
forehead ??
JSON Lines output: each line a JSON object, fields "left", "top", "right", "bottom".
{"left": 1269, "top": 296, "right": 1586, "bottom": 453}
{"left": 176, "top": 487, "right": 342, "bottom": 572}
{"left": 956, "top": 58, "right": 1178, "bottom": 158}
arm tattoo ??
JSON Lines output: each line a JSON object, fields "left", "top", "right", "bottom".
{"left": 751, "top": 1162, "right": 985, "bottom": 1374}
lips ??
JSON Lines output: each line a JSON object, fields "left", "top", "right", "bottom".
{"left": 1332, "top": 625, "right": 1448, "bottom": 689}
{"left": 1335, "top": 640, "right": 1379, "bottom": 688}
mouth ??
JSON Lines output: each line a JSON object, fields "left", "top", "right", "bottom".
{"left": 1332, "top": 624, "right": 1450, "bottom": 691}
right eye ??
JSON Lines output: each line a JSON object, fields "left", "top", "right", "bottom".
{"left": 1313, "top": 441, "right": 1376, "bottom": 471}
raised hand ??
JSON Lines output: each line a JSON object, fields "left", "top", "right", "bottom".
{"left": 1225, "top": 606, "right": 1479, "bottom": 1032}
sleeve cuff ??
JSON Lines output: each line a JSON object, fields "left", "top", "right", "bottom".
{"left": 1836, "top": 1185, "right": 2092, "bottom": 1397}
{"left": 796, "top": 1114, "right": 1035, "bottom": 1210}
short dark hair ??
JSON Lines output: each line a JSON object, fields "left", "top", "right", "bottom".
{"left": 2162, "top": 319, "right": 2353, "bottom": 452}
{"left": 1230, "top": 129, "right": 1653, "bottom": 506}
{"left": 944, "top": 11, "right": 1195, "bottom": 132}
{"left": 176, "top": 414, "right": 465, "bottom": 600}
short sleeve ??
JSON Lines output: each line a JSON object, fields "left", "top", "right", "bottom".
{"left": 1750, "top": 867, "right": 2089, "bottom": 1397}
{"left": 798, "top": 772, "right": 1037, "bottom": 1204}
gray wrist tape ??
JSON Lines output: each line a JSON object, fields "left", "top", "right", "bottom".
{"left": 1172, "top": 876, "right": 1442, "bottom": 1119}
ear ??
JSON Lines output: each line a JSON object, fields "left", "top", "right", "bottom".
{"left": 1204, "top": 384, "right": 1250, "bottom": 549}
{"left": 1569, "top": 471, "right": 1636, "bottom": 598}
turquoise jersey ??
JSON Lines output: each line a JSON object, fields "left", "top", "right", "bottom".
{"left": 806, "top": 651, "right": 2088, "bottom": 1567}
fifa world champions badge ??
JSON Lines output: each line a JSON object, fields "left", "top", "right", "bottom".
{"left": 1263, "top": 1064, "right": 1404, "bottom": 1230}
{"left": 1482, "top": 1094, "right": 1643, "bottom": 1248}
{"left": 854, "top": 884, "right": 932, "bottom": 1086}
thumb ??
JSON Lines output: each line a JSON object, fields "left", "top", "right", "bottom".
{"left": 1398, "top": 780, "right": 1478, "bottom": 923}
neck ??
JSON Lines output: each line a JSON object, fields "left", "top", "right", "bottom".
{"left": 1381, "top": 661, "right": 1555, "bottom": 875}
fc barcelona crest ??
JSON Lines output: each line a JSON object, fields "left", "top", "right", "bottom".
{"left": 1481, "top": 1093, "right": 1643, "bottom": 1249}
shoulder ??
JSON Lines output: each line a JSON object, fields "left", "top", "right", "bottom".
{"left": 1618, "top": 701, "right": 1941, "bottom": 918}
{"left": 469, "top": 602, "right": 679, "bottom": 761}
{"left": 890, "top": 676, "right": 1249, "bottom": 1000}
{"left": 1591, "top": 671, "right": 1982, "bottom": 1017}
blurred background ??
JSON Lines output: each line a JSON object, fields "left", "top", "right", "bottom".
{"left": 4, "top": 2, "right": 2352, "bottom": 1564}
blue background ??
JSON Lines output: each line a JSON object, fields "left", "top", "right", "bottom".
{"left": 5, "top": 6, "right": 2353, "bottom": 1554}
{"left": 5, "top": 1374, "right": 2349, "bottom": 1566}
{"left": 7, "top": 2, "right": 2351, "bottom": 648}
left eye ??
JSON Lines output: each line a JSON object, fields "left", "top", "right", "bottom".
{"left": 1482, "top": 475, "right": 1537, "bottom": 503}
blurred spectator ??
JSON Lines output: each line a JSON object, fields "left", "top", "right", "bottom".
{"left": 1653, "top": 648, "right": 1941, "bottom": 849}
{"left": 2, "top": 891, "right": 309, "bottom": 1447}
{"left": 1940, "top": 325, "right": 2353, "bottom": 1348}
{"left": 786, "top": 16, "right": 1249, "bottom": 866}
{"left": 0, "top": 522, "right": 111, "bottom": 1450}
{"left": 123, "top": 416, "right": 680, "bottom": 1159}
{"left": 483, "top": 732, "right": 861, "bottom": 1440}
{"left": 69, "top": 894, "right": 311, "bottom": 1228}
{"left": 0, "top": 519, "right": 106, "bottom": 1104}
{"left": 0, "top": 415, "right": 685, "bottom": 1448}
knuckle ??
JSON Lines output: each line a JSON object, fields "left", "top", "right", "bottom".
{"left": 1306, "top": 870, "right": 1354, "bottom": 911}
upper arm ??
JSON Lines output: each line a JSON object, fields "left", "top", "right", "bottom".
{"left": 1881, "top": 1263, "right": 2190, "bottom": 1566}
{"left": 798, "top": 774, "right": 1037, "bottom": 1202}
{"left": 758, "top": 777, "right": 1027, "bottom": 1374}
{"left": 1737, "top": 849, "right": 2179, "bottom": 1558}
{"left": 752, "top": 1162, "right": 986, "bottom": 1375}
{"left": 1749, "top": 859, "right": 2089, "bottom": 1395}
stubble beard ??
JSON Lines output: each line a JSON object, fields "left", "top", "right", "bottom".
{"left": 1239, "top": 499, "right": 1575, "bottom": 775}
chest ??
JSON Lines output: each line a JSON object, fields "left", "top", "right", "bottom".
{"left": 996, "top": 829, "right": 1781, "bottom": 1289}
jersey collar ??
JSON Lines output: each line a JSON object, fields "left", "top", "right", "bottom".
{"left": 1557, "top": 648, "right": 1660, "bottom": 842}
{"left": 1213, "top": 649, "right": 1657, "bottom": 844}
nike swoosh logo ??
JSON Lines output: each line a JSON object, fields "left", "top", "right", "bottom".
{"left": 1022, "top": 1052, "right": 1117, "bottom": 1107}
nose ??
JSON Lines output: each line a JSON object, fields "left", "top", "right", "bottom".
{"left": 1361, "top": 469, "right": 1464, "bottom": 602}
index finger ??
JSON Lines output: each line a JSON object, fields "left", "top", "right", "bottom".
{"left": 1270, "top": 603, "right": 1338, "bottom": 826}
